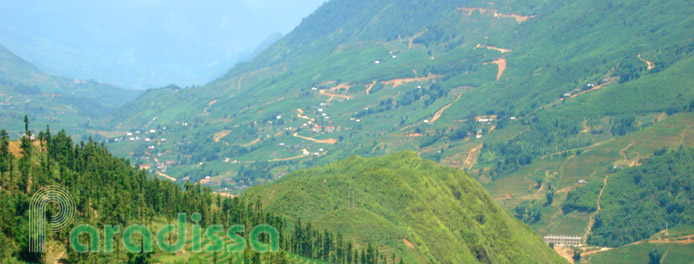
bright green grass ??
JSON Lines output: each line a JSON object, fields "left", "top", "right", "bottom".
{"left": 586, "top": 243, "right": 694, "bottom": 264}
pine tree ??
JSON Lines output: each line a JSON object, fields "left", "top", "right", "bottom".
{"left": 23, "top": 115, "right": 30, "bottom": 137}
{"left": 0, "top": 130, "right": 8, "bottom": 189}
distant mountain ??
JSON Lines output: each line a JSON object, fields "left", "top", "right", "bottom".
{"left": 0, "top": 1, "right": 325, "bottom": 89}
{"left": 0, "top": 44, "right": 139, "bottom": 136}
{"left": 244, "top": 151, "right": 566, "bottom": 263}
{"left": 104, "top": 0, "right": 694, "bottom": 261}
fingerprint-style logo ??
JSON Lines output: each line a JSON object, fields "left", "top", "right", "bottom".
{"left": 29, "top": 185, "right": 77, "bottom": 252}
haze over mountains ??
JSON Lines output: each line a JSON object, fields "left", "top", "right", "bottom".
{"left": 0, "top": 0, "right": 325, "bottom": 89}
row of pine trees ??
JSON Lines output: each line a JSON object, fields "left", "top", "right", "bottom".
{"left": 0, "top": 117, "right": 402, "bottom": 263}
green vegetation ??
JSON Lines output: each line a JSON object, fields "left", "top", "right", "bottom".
{"left": 0, "top": 44, "right": 140, "bottom": 137}
{"left": 83, "top": 1, "right": 694, "bottom": 261}
{"left": 2, "top": 0, "right": 694, "bottom": 262}
{"left": 588, "top": 147, "right": 694, "bottom": 247}
{"left": 0, "top": 123, "right": 394, "bottom": 263}
{"left": 586, "top": 244, "right": 694, "bottom": 264}
{"left": 244, "top": 151, "right": 566, "bottom": 263}
{"left": 562, "top": 180, "right": 602, "bottom": 214}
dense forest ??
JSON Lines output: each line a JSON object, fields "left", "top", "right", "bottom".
{"left": 0, "top": 119, "right": 397, "bottom": 263}
{"left": 586, "top": 147, "right": 694, "bottom": 247}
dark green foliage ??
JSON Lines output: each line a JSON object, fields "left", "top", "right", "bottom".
{"left": 648, "top": 248, "right": 663, "bottom": 264}
{"left": 611, "top": 115, "right": 638, "bottom": 136}
{"left": 562, "top": 180, "right": 602, "bottom": 213}
{"left": 573, "top": 251, "right": 581, "bottom": 262}
{"left": 588, "top": 148, "right": 694, "bottom": 247}
{"left": 514, "top": 201, "right": 543, "bottom": 225}
{"left": 0, "top": 123, "right": 387, "bottom": 263}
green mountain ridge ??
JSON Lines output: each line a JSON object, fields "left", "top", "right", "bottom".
{"left": 7, "top": 0, "right": 691, "bottom": 262}
{"left": 244, "top": 151, "right": 566, "bottom": 263}
{"left": 0, "top": 44, "right": 140, "bottom": 136}
{"left": 97, "top": 3, "right": 694, "bottom": 261}
{"left": 0, "top": 125, "right": 565, "bottom": 263}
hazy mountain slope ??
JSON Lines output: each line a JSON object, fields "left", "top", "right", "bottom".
{"left": 244, "top": 151, "right": 566, "bottom": 263}
{"left": 0, "top": 44, "right": 139, "bottom": 135}
{"left": 107, "top": 0, "right": 692, "bottom": 183}
{"left": 105, "top": 2, "right": 694, "bottom": 261}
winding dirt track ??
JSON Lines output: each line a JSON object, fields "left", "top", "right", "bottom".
{"left": 319, "top": 90, "right": 354, "bottom": 101}
{"left": 584, "top": 173, "right": 611, "bottom": 242}
{"left": 409, "top": 29, "right": 427, "bottom": 49}
{"left": 296, "top": 108, "right": 314, "bottom": 123}
{"left": 241, "top": 138, "right": 260, "bottom": 147}
{"left": 365, "top": 80, "right": 377, "bottom": 95}
{"left": 156, "top": 171, "right": 177, "bottom": 181}
{"left": 569, "top": 79, "right": 614, "bottom": 99}
{"left": 269, "top": 149, "right": 310, "bottom": 162}
{"left": 293, "top": 132, "right": 337, "bottom": 144}
{"left": 463, "top": 144, "right": 484, "bottom": 169}
{"left": 381, "top": 74, "right": 443, "bottom": 89}
{"left": 430, "top": 93, "right": 463, "bottom": 124}
{"left": 203, "top": 99, "right": 217, "bottom": 115}
{"left": 475, "top": 43, "right": 512, "bottom": 53}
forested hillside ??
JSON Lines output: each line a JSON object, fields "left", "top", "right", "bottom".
{"left": 587, "top": 147, "right": 694, "bottom": 247}
{"left": 0, "top": 122, "right": 405, "bottom": 263}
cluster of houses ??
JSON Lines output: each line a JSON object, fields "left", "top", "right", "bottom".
{"left": 116, "top": 128, "right": 166, "bottom": 144}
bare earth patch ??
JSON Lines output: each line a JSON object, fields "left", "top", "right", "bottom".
{"left": 329, "top": 82, "right": 352, "bottom": 92}
{"left": 484, "top": 58, "right": 507, "bottom": 80}
{"left": 554, "top": 246, "right": 575, "bottom": 264}
{"left": 403, "top": 237, "right": 415, "bottom": 248}
{"left": 638, "top": 54, "right": 655, "bottom": 70}
{"left": 463, "top": 144, "right": 484, "bottom": 169}
{"left": 213, "top": 129, "right": 232, "bottom": 142}
{"left": 474, "top": 43, "right": 512, "bottom": 53}
{"left": 8, "top": 141, "right": 22, "bottom": 157}
{"left": 458, "top": 7, "right": 535, "bottom": 24}
{"left": 293, "top": 132, "right": 337, "bottom": 144}
{"left": 381, "top": 74, "right": 443, "bottom": 89}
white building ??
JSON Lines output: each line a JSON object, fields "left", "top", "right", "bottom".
{"left": 544, "top": 236, "right": 582, "bottom": 247}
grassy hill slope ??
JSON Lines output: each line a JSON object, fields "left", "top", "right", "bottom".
{"left": 244, "top": 151, "right": 566, "bottom": 263}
